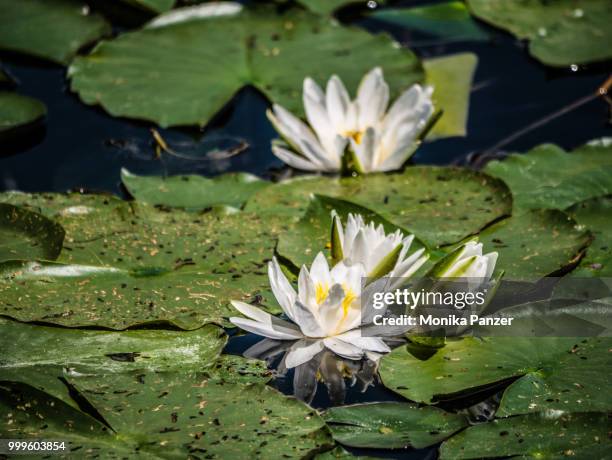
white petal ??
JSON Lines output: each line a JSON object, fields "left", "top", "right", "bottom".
{"left": 335, "top": 330, "right": 391, "bottom": 353}
{"left": 284, "top": 340, "right": 325, "bottom": 368}
{"left": 294, "top": 301, "right": 325, "bottom": 338}
{"left": 309, "top": 252, "right": 332, "bottom": 287}
{"left": 271, "top": 144, "right": 320, "bottom": 171}
{"left": 357, "top": 67, "right": 389, "bottom": 129}
{"left": 484, "top": 252, "right": 498, "bottom": 280}
{"left": 268, "top": 258, "right": 297, "bottom": 321}
{"left": 229, "top": 317, "right": 303, "bottom": 340}
{"left": 298, "top": 265, "right": 316, "bottom": 307}
{"left": 326, "top": 75, "right": 350, "bottom": 131}
{"left": 323, "top": 337, "right": 364, "bottom": 360}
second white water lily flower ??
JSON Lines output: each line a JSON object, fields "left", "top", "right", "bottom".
{"left": 230, "top": 254, "right": 391, "bottom": 368}
{"left": 331, "top": 211, "right": 429, "bottom": 283}
{"left": 267, "top": 67, "right": 434, "bottom": 173}
{"left": 431, "top": 240, "right": 498, "bottom": 280}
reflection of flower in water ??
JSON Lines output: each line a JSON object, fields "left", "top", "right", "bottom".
{"left": 267, "top": 67, "right": 434, "bottom": 173}
{"left": 244, "top": 338, "right": 382, "bottom": 405}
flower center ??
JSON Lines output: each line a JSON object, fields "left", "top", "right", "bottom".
{"left": 341, "top": 286, "right": 357, "bottom": 317}
{"left": 343, "top": 130, "right": 364, "bottom": 145}
{"left": 315, "top": 283, "right": 329, "bottom": 305}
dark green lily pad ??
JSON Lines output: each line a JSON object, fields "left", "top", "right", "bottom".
{"left": 379, "top": 337, "right": 612, "bottom": 416}
{"left": 278, "top": 194, "right": 428, "bottom": 270}
{"left": 324, "top": 402, "right": 467, "bottom": 449}
{"left": 69, "top": 6, "right": 422, "bottom": 127}
{"left": 0, "top": 203, "right": 64, "bottom": 263}
{"left": 123, "top": 0, "right": 175, "bottom": 13}
{"left": 68, "top": 372, "right": 332, "bottom": 458}
{"left": 0, "top": 192, "right": 287, "bottom": 329}
{"left": 467, "top": 0, "right": 612, "bottom": 66}
{"left": 439, "top": 412, "right": 610, "bottom": 459}
{"left": 477, "top": 209, "right": 591, "bottom": 279}
{"left": 424, "top": 52, "right": 478, "bottom": 139}
{"left": 0, "top": 318, "right": 226, "bottom": 410}
{"left": 0, "top": 0, "right": 111, "bottom": 65}
{"left": 315, "top": 446, "right": 383, "bottom": 459}
{"left": 247, "top": 167, "right": 512, "bottom": 249}
{"left": 372, "top": 2, "right": 489, "bottom": 42}
{"left": 0, "top": 91, "right": 46, "bottom": 134}
{"left": 484, "top": 142, "right": 612, "bottom": 212}
{"left": 566, "top": 196, "right": 612, "bottom": 277}
{"left": 121, "top": 169, "right": 270, "bottom": 210}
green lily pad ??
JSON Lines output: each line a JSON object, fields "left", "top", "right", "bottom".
{"left": 0, "top": 91, "right": 46, "bottom": 135}
{"left": 324, "top": 402, "right": 468, "bottom": 449}
{"left": 424, "top": 52, "right": 478, "bottom": 139}
{"left": 247, "top": 167, "right": 512, "bottom": 249}
{"left": 379, "top": 337, "right": 612, "bottom": 416}
{"left": 467, "top": 0, "right": 612, "bottom": 67}
{"left": 566, "top": 196, "right": 612, "bottom": 277}
{"left": 69, "top": 6, "right": 422, "bottom": 127}
{"left": 123, "top": 0, "right": 175, "bottom": 13}
{"left": 0, "top": 203, "right": 64, "bottom": 263}
{"left": 0, "top": 317, "right": 226, "bottom": 410}
{"left": 0, "top": 192, "right": 287, "bottom": 329}
{"left": 277, "top": 194, "right": 428, "bottom": 270}
{"left": 371, "top": 2, "right": 489, "bottom": 42}
{"left": 477, "top": 209, "right": 591, "bottom": 279}
{"left": 484, "top": 142, "right": 612, "bottom": 212}
{"left": 0, "top": 0, "right": 111, "bottom": 65}
{"left": 315, "top": 446, "right": 383, "bottom": 459}
{"left": 439, "top": 412, "right": 610, "bottom": 459}
{"left": 68, "top": 372, "right": 332, "bottom": 458}
{"left": 121, "top": 169, "right": 270, "bottom": 210}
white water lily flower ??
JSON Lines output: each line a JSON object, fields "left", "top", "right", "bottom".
{"left": 331, "top": 211, "right": 429, "bottom": 282}
{"left": 267, "top": 67, "right": 434, "bottom": 173}
{"left": 432, "top": 241, "right": 498, "bottom": 280}
{"left": 230, "top": 254, "right": 391, "bottom": 368}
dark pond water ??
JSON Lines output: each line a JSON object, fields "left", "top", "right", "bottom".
{"left": 1, "top": 1, "right": 610, "bottom": 458}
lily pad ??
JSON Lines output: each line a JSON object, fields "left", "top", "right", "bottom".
{"left": 371, "top": 2, "right": 489, "bottom": 42}
{"left": 123, "top": 0, "right": 175, "bottom": 13}
{"left": 247, "top": 167, "right": 512, "bottom": 248}
{"left": 484, "top": 142, "right": 612, "bottom": 212}
{"left": 477, "top": 209, "right": 591, "bottom": 279}
{"left": 424, "top": 52, "right": 478, "bottom": 139}
{"left": 278, "top": 194, "right": 428, "bottom": 270}
{"left": 566, "top": 196, "right": 612, "bottom": 277}
{"left": 467, "top": 0, "right": 612, "bottom": 67}
{"left": 69, "top": 6, "right": 422, "bottom": 127}
{"left": 315, "top": 446, "right": 383, "bottom": 459}
{"left": 0, "top": 91, "right": 46, "bottom": 135}
{"left": 439, "top": 412, "right": 610, "bottom": 459}
{"left": 121, "top": 169, "right": 270, "bottom": 210}
{"left": 68, "top": 372, "right": 332, "bottom": 458}
{"left": 0, "top": 203, "right": 64, "bottom": 263}
{"left": 324, "top": 402, "right": 467, "bottom": 449}
{"left": 0, "top": 192, "right": 288, "bottom": 329}
{"left": 0, "top": 317, "right": 226, "bottom": 409}
{"left": 0, "top": 0, "right": 111, "bottom": 65}
{"left": 379, "top": 337, "right": 611, "bottom": 416}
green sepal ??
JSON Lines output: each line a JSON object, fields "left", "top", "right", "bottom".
{"left": 368, "top": 243, "right": 403, "bottom": 280}
{"left": 330, "top": 211, "right": 344, "bottom": 266}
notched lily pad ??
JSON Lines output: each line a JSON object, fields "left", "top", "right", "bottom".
{"left": 324, "top": 402, "right": 468, "bottom": 449}
{"left": 0, "top": 91, "right": 47, "bottom": 139}
{"left": 69, "top": 6, "right": 422, "bottom": 127}
{"left": 0, "top": 203, "right": 64, "bottom": 263}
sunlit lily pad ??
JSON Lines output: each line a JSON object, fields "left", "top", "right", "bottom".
{"left": 467, "top": 0, "right": 612, "bottom": 66}
{"left": 424, "top": 52, "right": 478, "bottom": 139}
{"left": 248, "top": 167, "right": 512, "bottom": 248}
{"left": 0, "top": 91, "right": 46, "bottom": 136}
{"left": 324, "top": 402, "right": 468, "bottom": 449}
{"left": 484, "top": 142, "right": 612, "bottom": 212}
{"left": 0, "top": 203, "right": 64, "bottom": 263}
{"left": 0, "top": 0, "right": 111, "bottom": 65}
{"left": 0, "top": 192, "right": 287, "bottom": 329}
{"left": 69, "top": 6, "right": 422, "bottom": 127}
{"left": 566, "top": 196, "right": 612, "bottom": 277}
{"left": 121, "top": 168, "right": 270, "bottom": 210}
{"left": 477, "top": 209, "right": 591, "bottom": 279}
{"left": 439, "top": 412, "right": 610, "bottom": 459}
{"left": 0, "top": 318, "right": 226, "bottom": 410}
{"left": 371, "top": 2, "right": 489, "bottom": 42}
{"left": 379, "top": 337, "right": 611, "bottom": 416}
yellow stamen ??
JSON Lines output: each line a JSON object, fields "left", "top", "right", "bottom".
{"left": 344, "top": 130, "right": 364, "bottom": 144}
{"left": 341, "top": 285, "right": 356, "bottom": 319}
{"left": 315, "top": 283, "right": 329, "bottom": 305}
